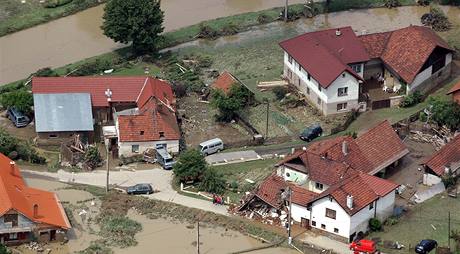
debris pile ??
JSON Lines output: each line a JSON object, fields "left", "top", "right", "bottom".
{"left": 234, "top": 201, "right": 287, "bottom": 226}
{"left": 409, "top": 126, "right": 455, "bottom": 150}
{"left": 421, "top": 6, "right": 451, "bottom": 32}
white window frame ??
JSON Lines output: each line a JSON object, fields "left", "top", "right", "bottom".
{"left": 338, "top": 87, "right": 348, "bottom": 97}
{"left": 351, "top": 64, "right": 362, "bottom": 73}
{"left": 337, "top": 103, "right": 348, "bottom": 111}
{"left": 132, "top": 145, "right": 140, "bottom": 153}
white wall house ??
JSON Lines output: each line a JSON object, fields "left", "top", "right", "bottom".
{"left": 118, "top": 140, "right": 179, "bottom": 157}
{"left": 276, "top": 165, "right": 330, "bottom": 193}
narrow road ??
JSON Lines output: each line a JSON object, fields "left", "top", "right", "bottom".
{"left": 22, "top": 168, "right": 229, "bottom": 216}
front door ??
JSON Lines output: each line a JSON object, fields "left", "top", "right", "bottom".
{"left": 300, "top": 218, "right": 310, "bottom": 229}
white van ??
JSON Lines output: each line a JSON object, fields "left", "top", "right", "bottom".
{"left": 199, "top": 138, "right": 224, "bottom": 156}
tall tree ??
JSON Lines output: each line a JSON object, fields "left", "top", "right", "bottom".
{"left": 173, "top": 149, "right": 207, "bottom": 182}
{"left": 102, "top": 0, "right": 164, "bottom": 54}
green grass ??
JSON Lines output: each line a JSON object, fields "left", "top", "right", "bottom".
{"left": 0, "top": 0, "right": 104, "bottom": 37}
{"left": 370, "top": 194, "right": 460, "bottom": 252}
{"left": 110, "top": 63, "right": 161, "bottom": 76}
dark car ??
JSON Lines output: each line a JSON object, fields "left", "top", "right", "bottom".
{"left": 415, "top": 239, "right": 437, "bottom": 254}
{"left": 127, "top": 184, "right": 153, "bottom": 195}
{"left": 299, "top": 124, "right": 323, "bottom": 142}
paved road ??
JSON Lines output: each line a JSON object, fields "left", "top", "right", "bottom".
{"left": 22, "top": 168, "right": 229, "bottom": 216}
{"left": 205, "top": 150, "right": 261, "bottom": 165}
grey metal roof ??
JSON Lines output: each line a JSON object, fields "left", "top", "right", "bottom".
{"left": 33, "top": 93, "right": 94, "bottom": 132}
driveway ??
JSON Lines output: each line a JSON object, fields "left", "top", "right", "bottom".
{"left": 22, "top": 167, "right": 228, "bottom": 216}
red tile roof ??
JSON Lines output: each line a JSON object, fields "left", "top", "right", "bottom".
{"left": 279, "top": 27, "right": 369, "bottom": 88}
{"left": 423, "top": 135, "right": 460, "bottom": 176}
{"left": 0, "top": 154, "right": 71, "bottom": 229}
{"left": 277, "top": 120, "right": 408, "bottom": 177}
{"left": 117, "top": 98, "right": 180, "bottom": 142}
{"left": 136, "top": 78, "right": 176, "bottom": 109}
{"left": 310, "top": 172, "right": 398, "bottom": 215}
{"left": 211, "top": 71, "right": 239, "bottom": 94}
{"left": 32, "top": 76, "right": 149, "bottom": 107}
{"left": 354, "top": 120, "right": 409, "bottom": 174}
{"left": 290, "top": 185, "right": 318, "bottom": 206}
{"left": 359, "top": 26, "right": 452, "bottom": 83}
{"left": 447, "top": 80, "right": 460, "bottom": 95}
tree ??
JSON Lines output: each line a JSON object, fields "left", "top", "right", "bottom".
{"left": 428, "top": 96, "right": 460, "bottom": 130}
{"left": 210, "top": 84, "right": 253, "bottom": 122}
{"left": 199, "top": 167, "right": 226, "bottom": 195}
{"left": 0, "top": 129, "right": 18, "bottom": 156}
{"left": 173, "top": 149, "right": 207, "bottom": 182}
{"left": 0, "top": 243, "right": 10, "bottom": 254}
{"left": 85, "top": 146, "right": 102, "bottom": 170}
{"left": 102, "top": 0, "right": 164, "bottom": 54}
{"left": 0, "top": 89, "right": 33, "bottom": 115}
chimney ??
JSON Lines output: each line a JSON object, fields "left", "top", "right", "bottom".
{"left": 10, "top": 161, "right": 15, "bottom": 175}
{"left": 346, "top": 195, "right": 354, "bottom": 209}
{"left": 342, "top": 141, "right": 348, "bottom": 156}
{"left": 335, "top": 28, "right": 341, "bottom": 36}
{"left": 302, "top": 147, "right": 307, "bottom": 151}
{"left": 33, "top": 204, "right": 39, "bottom": 218}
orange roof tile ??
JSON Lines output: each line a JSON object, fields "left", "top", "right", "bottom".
{"left": 447, "top": 80, "right": 460, "bottom": 95}
{"left": 211, "top": 71, "right": 239, "bottom": 94}
{"left": 423, "top": 135, "right": 460, "bottom": 176}
{"left": 0, "top": 154, "right": 71, "bottom": 229}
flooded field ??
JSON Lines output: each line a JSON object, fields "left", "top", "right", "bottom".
{"left": 0, "top": 0, "right": 307, "bottom": 85}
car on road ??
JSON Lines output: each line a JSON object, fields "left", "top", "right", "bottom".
{"left": 299, "top": 124, "right": 322, "bottom": 142}
{"left": 415, "top": 239, "right": 437, "bottom": 254}
{"left": 7, "top": 107, "right": 30, "bottom": 128}
{"left": 127, "top": 184, "right": 154, "bottom": 195}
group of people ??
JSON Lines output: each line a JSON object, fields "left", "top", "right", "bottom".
{"left": 212, "top": 194, "right": 224, "bottom": 205}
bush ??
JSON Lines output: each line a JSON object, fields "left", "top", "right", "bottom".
{"left": 400, "top": 91, "right": 423, "bottom": 108}
{"left": 34, "top": 67, "right": 59, "bottom": 77}
{"left": 428, "top": 96, "right": 460, "bottom": 130}
{"left": 257, "top": 14, "right": 271, "bottom": 24}
{"left": 70, "top": 59, "right": 113, "bottom": 76}
{"left": 0, "top": 129, "right": 18, "bottom": 156}
{"left": 384, "top": 216, "right": 399, "bottom": 226}
{"left": 0, "top": 243, "right": 11, "bottom": 254}
{"left": 173, "top": 149, "right": 207, "bottom": 182}
{"left": 0, "top": 89, "right": 33, "bottom": 115}
{"left": 197, "top": 24, "right": 220, "bottom": 39}
{"left": 100, "top": 216, "right": 142, "bottom": 247}
{"left": 272, "top": 86, "right": 289, "bottom": 100}
{"left": 45, "top": 0, "right": 73, "bottom": 8}
{"left": 384, "top": 0, "right": 401, "bottom": 8}
{"left": 441, "top": 173, "right": 457, "bottom": 188}
{"left": 230, "top": 180, "right": 239, "bottom": 190}
{"left": 221, "top": 23, "right": 239, "bottom": 36}
{"left": 78, "top": 241, "right": 113, "bottom": 254}
{"left": 419, "top": 111, "right": 428, "bottom": 122}
{"left": 85, "top": 146, "right": 102, "bottom": 170}
{"left": 199, "top": 168, "right": 226, "bottom": 195}
{"left": 369, "top": 218, "right": 382, "bottom": 231}
{"left": 211, "top": 84, "right": 254, "bottom": 122}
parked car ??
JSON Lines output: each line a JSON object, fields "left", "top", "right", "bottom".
{"left": 156, "top": 148, "right": 175, "bottom": 170}
{"left": 415, "top": 239, "right": 438, "bottom": 254}
{"left": 127, "top": 184, "right": 154, "bottom": 195}
{"left": 7, "top": 107, "right": 30, "bottom": 128}
{"left": 299, "top": 124, "right": 322, "bottom": 142}
{"left": 199, "top": 138, "right": 224, "bottom": 156}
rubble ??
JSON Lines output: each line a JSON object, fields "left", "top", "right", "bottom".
{"left": 408, "top": 126, "right": 455, "bottom": 150}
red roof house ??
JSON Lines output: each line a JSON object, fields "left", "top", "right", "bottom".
{"left": 0, "top": 154, "right": 70, "bottom": 244}
{"left": 423, "top": 135, "right": 460, "bottom": 176}
{"left": 211, "top": 71, "right": 240, "bottom": 94}
{"left": 447, "top": 80, "right": 460, "bottom": 105}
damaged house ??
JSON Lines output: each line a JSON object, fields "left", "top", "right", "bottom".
{"left": 0, "top": 154, "right": 71, "bottom": 245}
{"left": 239, "top": 120, "right": 406, "bottom": 242}
{"left": 422, "top": 134, "right": 460, "bottom": 183}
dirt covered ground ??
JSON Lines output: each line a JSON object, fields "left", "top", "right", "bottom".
{"left": 178, "top": 94, "right": 253, "bottom": 148}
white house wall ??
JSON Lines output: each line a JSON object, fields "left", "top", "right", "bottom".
{"left": 375, "top": 191, "right": 395, "bottom": 221}
{"left": 410, "top": 66, "right": 433, "bottom": 91}
{"left": 310, "top": 198, "right": 351, "bottom": 239}
{"left": 325, "top": 72, "right": 360, "bottom": 104}
{"left": 278, "top": 166, "right": 308, "bottom": 185}
{"left": 291, "top": 203, "right": 310, "bottom": 223}
{"left": 118, "top": 140, "right": 179, "bottom": 157}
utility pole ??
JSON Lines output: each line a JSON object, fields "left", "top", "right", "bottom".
{"left": 197, "top": 221, "right": 200, "bottom": 254}
{"left": 287, "top": 186, "right": 292, "bottom": 245}
{"left": 284, "top": 0, "right": 289, "bottom": 22}
{"left": 265, "top": 100, "right": 269, "bottom": 139}
{"left": 106, "top": 141, "right": 110, "bottom": 193}
{"left": 448, "top": 211, "right": 451, "bottom": 250}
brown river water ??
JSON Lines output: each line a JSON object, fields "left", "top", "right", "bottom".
{"left": 0, "top": 4, "right": 459, "bottom": 85}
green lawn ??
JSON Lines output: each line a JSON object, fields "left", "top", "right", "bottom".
{"left": 370, "top": 195, "right": 460, "bottom": 252}
{"left": 213, "top": 158, "right": 279, "bottom": 203}
{"left": 0, "top": 0, "right": 104, "bottom": 37}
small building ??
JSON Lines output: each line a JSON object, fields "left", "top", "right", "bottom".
{"left": 447, "top": 80, "right": 460, "bottom": 105}
{"left": 33, "top": 93, "right": 94, "bottom": 141}
{"left": 32, "top": 76, "right": 180, "bottom": 157}
{"left": 0, "top": 154, "right": 71, "bottom": 245}
{"left": 211, "top": 71, "right": 241, "bottom": 94}
{"left": 423, "top": 134, "right": 460, "bottom": 180}
{"left": 280, "top": 26, "right": 454, "bottom": 115}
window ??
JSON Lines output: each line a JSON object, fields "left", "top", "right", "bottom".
{"left": 307, "top": 73, "right": 311, "bottom": 81}
{"left": 351, "top": 64, "right": 362, "bottom": 73}
{"left": 132, "top": 145, "right": 140, "bottom": 153}
{"left": 317, "top": 83, "right": 322, "bottom": 92}
{"left": 338, "top": 87, "right": 348, "bottom": 97}
{"left": 334, "top": 228, "right": 339, "bottom": 233}
{"left": 337, "top": 103, "right": 347, "bottom": 111}
{"left": 288, "top": 55, "right": 293, "bottom": 64}
{"left": 9, "top": 233, "right": 18, "bottom": 240}
{"left": 312, "top": 221, "right": 316, "bottom": 227}
{"left": 140, "top": 131, "right": 144, "bottom": 135}
{"left": 342, "top": 73, "right": 346, "bottom": 78}
{"left": 159, "top": 131, "right": 165, "bottom": 138}
{"left": 321, "top": 224, "right": 326, "bottom": 229}
{"left": 369, "top": 202, "right": 374, "bottom": 210}
{"left": 325, "top": 208, "right": 337, "bottom": 219}
{"left": 4, "top": 214, "right": 18, "bottom": 227}
{"left": 315, "top": 182, "right": 323, "bottom": 190}
{"left": 298, "top": 79, "right": 301, "bottom": 87}
{"left": 49, "top": 134, "right": 57, "bottom": 138}
{"left": 286, "top": 172, "right": 290, "bottom": 177}
{"left": 317, "top": 98, "right": 321, "bottom": 105}
{"left": 307, "top": 87, "right": 310, "bottom": 95}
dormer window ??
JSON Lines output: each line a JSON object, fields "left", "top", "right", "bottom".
{"left": 140, "top": 131, "right": 144, "bottom": 135}
{"left": 159, "top": 131, "right": 165, "bottom": 138}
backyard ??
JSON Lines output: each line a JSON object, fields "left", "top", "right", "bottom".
{"left": 370, "top": 194, "right": 460, "bottom": 252}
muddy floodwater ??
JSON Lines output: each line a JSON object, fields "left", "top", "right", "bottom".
{"left": 115, "top": 210, "right": 299, "bottom": 254}
{"left": 0, "top": 0, "right": 307, "bottom": 85}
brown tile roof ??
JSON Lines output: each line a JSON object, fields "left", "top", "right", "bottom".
{"left": 354, "top": 120, "right": 409, "bottom": 174}
{"left": 359, "top": 26, "right": 452, "bottom": 83}
{"left": 290, "top": 185, "right": 318, "bottom": 206}
{"left": 279, "top": 27, "right": 368, "bottom": 88}
{"left": 253, "top": 174, "right": 286, "bottom": 209}
{"left": 309, "top": 172, "right": 398, "bottom": 216}
{"left": 211, "top": 71, "right": 239, "bottom": 94}
{"left": 0, "top": 154, "right": 71, "bottom": 229}
{"left": 447, "top": 80, "right": 460, "bottom": 95}
{"left": 423, "top": 135, "right": 460, "bottom": 176}
{"left": 117, "top": 98, "right": 180, "bottom": 142}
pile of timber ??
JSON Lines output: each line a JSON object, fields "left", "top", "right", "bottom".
{"left": 257, "top": 80, "right": 288, "bottom": 90}
{"left": 409, "top": 130, "right": 448, "bottom": 150}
